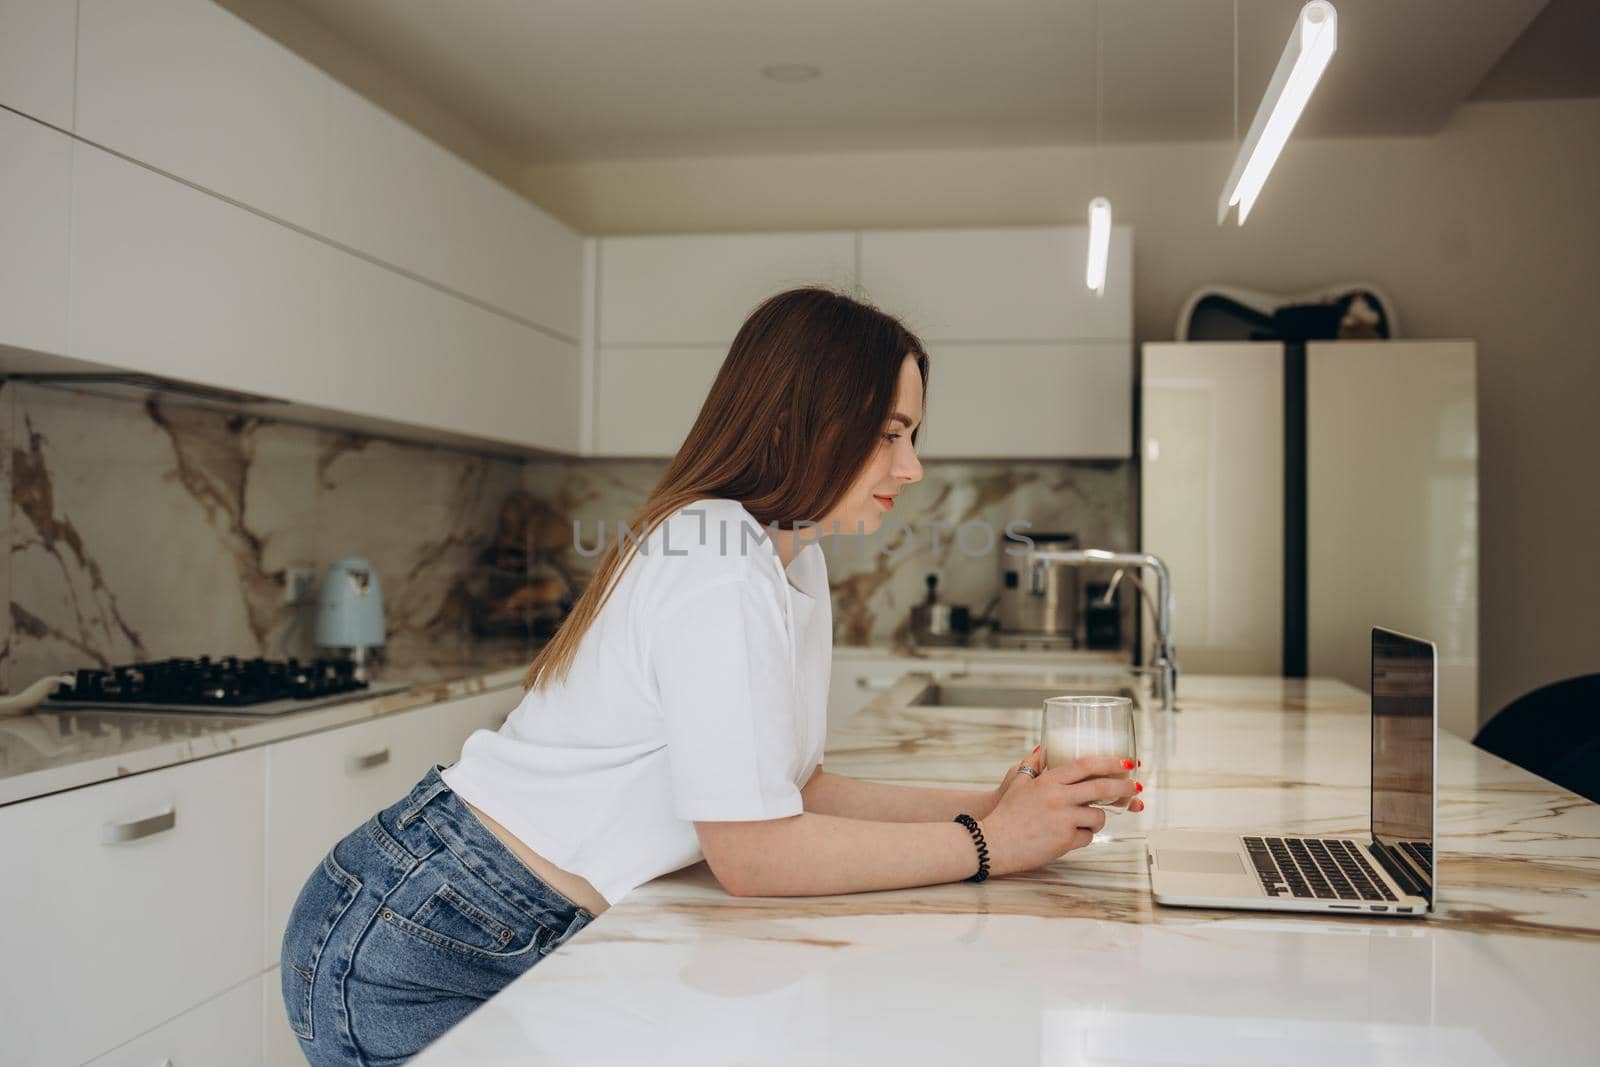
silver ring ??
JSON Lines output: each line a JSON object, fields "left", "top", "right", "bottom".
{"left": 1017, "top": 764, "right": 1039, "bottom": 779}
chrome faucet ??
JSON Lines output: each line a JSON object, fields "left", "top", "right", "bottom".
{"left": 1023, "top": 548, "right": 1179, "bottom": 711}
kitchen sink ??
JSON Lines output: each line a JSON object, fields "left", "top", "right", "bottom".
{"left": 907, "top": 682, "right": 1139, "bottom": 709}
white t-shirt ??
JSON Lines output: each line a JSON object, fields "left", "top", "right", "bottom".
{"left": 442, "top": 497, "right": 832, "bottom": 906}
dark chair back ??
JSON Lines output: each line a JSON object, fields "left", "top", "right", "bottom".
{"left": 1473, "top": 674, "right": 1600, "bottom": 803}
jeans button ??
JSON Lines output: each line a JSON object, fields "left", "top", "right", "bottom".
{"left": 498, "top": 928, "right": 513, "bottom": 943}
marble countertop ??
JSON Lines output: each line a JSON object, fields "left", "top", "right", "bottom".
{"left": 414, "top": 669, "right": 1600, "bottom": 1067}
{"left": 0, "top": 660, "right": 528, "bottom": 806}
{"left": 835, "top": 641, "right": 1132, "bottom": 667}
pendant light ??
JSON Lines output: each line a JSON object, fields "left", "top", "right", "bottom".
{"left": 1085, "top": 0, "right": 1111, "bottom": 295}
{"left": 1218, "top": 0, "right": 1338, "bottom": 225}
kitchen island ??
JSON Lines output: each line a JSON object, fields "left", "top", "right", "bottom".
{"left": 413, "top": 670, "right": 1600, "bottom": 1066}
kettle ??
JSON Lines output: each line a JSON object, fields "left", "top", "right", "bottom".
{"left": 909, "top": 574, "right": 971, "bottom": 647}
{"left": 316, "top": 556, "right": 386, "bottom": 680}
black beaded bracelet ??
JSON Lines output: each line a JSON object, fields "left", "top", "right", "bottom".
{"left": 953, "top": 813, "right": 990, "bottom": 883}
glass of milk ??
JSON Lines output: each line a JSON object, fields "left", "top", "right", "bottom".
{"left": 1040, "top": 695, "right": 1137, "bottom": 810}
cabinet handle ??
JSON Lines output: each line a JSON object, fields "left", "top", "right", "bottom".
{"left": 101, "top": 807, "right": 176, "bottom": 844}
{"left": 348, "top": 747, "right": 391, "bottom": 773}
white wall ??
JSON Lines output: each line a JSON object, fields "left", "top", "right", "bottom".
{"left": 519, "top": 98, "right": 1600, "bottom": 727}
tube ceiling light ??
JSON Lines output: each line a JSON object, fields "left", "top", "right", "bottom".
{"left": 1218, "top": 1, "right": 1337, "bottom": 225}
{"left": 1086, "top": 197, "right": 1112, "bottom": 295}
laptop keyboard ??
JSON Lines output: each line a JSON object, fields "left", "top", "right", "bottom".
{"left": 1400, "top": 841, "right": 1432, "bottom": 869}
{"left": 1243, "top": 836, "right": 1397, "bottom": 902}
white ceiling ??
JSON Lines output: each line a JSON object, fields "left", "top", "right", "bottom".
{"left": 279, "top": 0, "right": 1550, "bottom": 163}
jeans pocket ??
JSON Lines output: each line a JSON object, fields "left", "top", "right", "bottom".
{"left": 404, "top": 880, "right": 529, "bottom": 956}
{"left": 281, "top": 853, "right": 361, "bottom": 1041}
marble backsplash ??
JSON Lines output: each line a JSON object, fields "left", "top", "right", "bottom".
{"left": 0, "top": 382, "right": 1134, "bottom": 691}
{"left": 0, "top": 382, "right": 538, "bottom": 691}
{"left": 523, "top": 458, "right": 1137, "bottom": 647}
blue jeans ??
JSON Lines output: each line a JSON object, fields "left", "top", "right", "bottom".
{"left": 280, "top": 766, "right": 595, "bottom": 1066}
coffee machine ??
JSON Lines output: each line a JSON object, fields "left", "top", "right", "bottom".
{"left": 995, "top": 532, "right": 1081, "bottom": 648}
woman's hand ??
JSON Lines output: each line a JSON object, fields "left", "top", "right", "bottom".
{"left": 987, "top": 745, "right": 1045, "bottom": 815}
{"left": 980, "top": 754, "right": 1145, "bottom": 877}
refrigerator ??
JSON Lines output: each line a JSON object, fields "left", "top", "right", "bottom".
{"left": 1139, "top": 340, "right": 1479, "bottom": 738}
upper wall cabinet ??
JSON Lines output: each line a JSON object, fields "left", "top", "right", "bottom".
{"left": 587, "top": 226, "right": 1136, "bottom": 459}
{"left": 597, "top": 233, "right": 857, "bottom": 345}
{"left": 0, "top": 108, "right": 71, "bottom": 359}
{"left": 69, "top": 141, "right": 580, "bottom": 455}
{"left": 74, "top": 0, "right": 581, "bottom": 342}
{"left": 0, "top": 0, "right": 77, "bottom": 127}
{"left": 915, "top": 341, "right": 1131, "bottom": 459}
{"left": 316, "top": 233, "right": 580, "bottom": 453}
{"left": 76, "top": 0, "right": 332, "bottom": 229}
{"left": 593, "top": 344, "right": 726, "bottom": 456}
{"left": 859, "top": 226, "right": 1133, "bottom": 342}
{"left": 323, "top": 83, "right": 582, "bottom": 339}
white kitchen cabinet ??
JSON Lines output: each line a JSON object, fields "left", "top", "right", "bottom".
{"left": 89, "top": 976, "right": 264, "bottom": 1067}
{"left": 69, "top": 139, "right": 580, "bottom": 455}
{"left": 259, "top": 688, "right": 512, "bottom": 1067}
{"left": 263, "top": 687, "right": 515, "bottom": 966}
{"left": 316, "top": 236, "right": 581, "bottom": 453}
{"left": 592, "top": 344, "right": 726, "bottom": 456}
{"left": 0, "top": 0, "right": 77, "bottom": 127}
{"left": 0, "top": 107, "right": 71, "bottom": 359}
{"left": 914, "top": 341, "right": 1131, "bottom": 459}
{"left": 69, "top": 137, "right": 328, "bottom": 395}
{"left": 0, "top": 749, "right": 267, "bottom": 1067}
{"left": 263, "top": 967, "right": 303, "bottom": 1067}
{"left": 597, "top": 232, "right": 857, "bottom": 345}
{"left": 76, "top": 0, "right": 332, "bottom": 230}
{"left": 73, "top": 0, "right": 580, "bottom": 340}
{"left": 264, "top": 705, "right": 447, "bottom": 968}
{"left": 324, "top": 83, "right": 582, "bottom": 338}
{"left": 1308, "top": 340, "right": 1479, "bottom": 737}
{"left": 858, "top": 226, "right": 1133, "bottom": 342}
{"left": 1140, "top": 342, "right": 1284, "bottom": 675}
{"left": 588, "top": 228, "right": 1135, "bottom": 459}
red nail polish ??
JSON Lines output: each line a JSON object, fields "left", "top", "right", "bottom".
{"left": 1032, "top": 745, "right": 1040, "bottom": 755}
{"left": 1122, "top": 758, "right": 1135, "bottom": 770}
{"left": 1136, "top": 781, "right": 1144, "bottom": 793}
{"left": 1137, "top": 759, "right": 1142, "bottom": 768}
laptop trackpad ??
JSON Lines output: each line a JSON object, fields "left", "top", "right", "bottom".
{"left": 1156, "top": 849, "right": 1247, "bottom": 876}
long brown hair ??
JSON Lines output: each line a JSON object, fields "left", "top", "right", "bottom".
{"left": 523, "top": 287, "right": 929, "bottom": 691}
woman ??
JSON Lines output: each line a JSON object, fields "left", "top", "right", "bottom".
{"left": 280, "top": 287, "right": 1145, "bottom": 1066}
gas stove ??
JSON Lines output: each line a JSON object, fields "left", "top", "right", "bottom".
{"left": 44, "top": 656, "right": 405, "bottom": 717}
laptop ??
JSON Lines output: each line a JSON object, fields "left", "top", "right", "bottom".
{"left": 1146, "top": 627, "right": 1436, "bottom": 917}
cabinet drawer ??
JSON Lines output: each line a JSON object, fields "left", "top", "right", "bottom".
{"left": 263, "top": 689, "right": 518, "bottom": 964}
{"left": 0, "top": 750, "right": 266, "bottom": 1067}
{"left": 87, "top": 974, "right": 262, "bottom": 1067}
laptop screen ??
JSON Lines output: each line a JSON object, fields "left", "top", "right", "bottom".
{"left": 1370, "top": 627, "right": 1436, "bottom": 901}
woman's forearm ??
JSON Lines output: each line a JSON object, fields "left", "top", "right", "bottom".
{"left": 698, "top": 812, "right": 987, "bottom": 897}
{"left": 800, "top": 768, "right": 997, "bottom": 821}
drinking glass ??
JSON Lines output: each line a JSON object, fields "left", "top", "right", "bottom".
{"left": 1040, "top": 695, "right": 1137, "bottom": 810}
